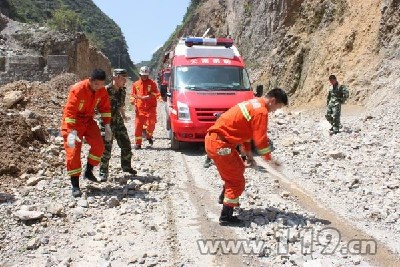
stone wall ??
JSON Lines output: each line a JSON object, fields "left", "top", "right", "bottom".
{"left": 66, "top": 32, "right": 111, "bottom": 80}
{"left": 0, "top": 15, "right": 111, "bottom": 86}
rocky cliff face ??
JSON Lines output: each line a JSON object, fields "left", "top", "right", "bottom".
{"left": 158, "top": 0, "right": 400, "bottom": 106}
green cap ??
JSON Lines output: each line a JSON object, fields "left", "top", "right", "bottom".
{"left": 113, "top": 69, "right": 128, "bottom": 77}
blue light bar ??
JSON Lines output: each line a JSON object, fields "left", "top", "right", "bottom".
{"left": 185, "top": 37, "right": 233, "bottom": 48}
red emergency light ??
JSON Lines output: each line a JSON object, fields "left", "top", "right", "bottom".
{"left": 185, "top": 37, "right": 233, "bottom": 48}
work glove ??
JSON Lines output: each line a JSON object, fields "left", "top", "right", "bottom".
{"left": 246, "top": 157, "right": 256, "bottom": 167}
{"left": 67, "top": 130, "right": 81, "bottom": 148}
{"left": 104, "top": 124, "right": 112, "bottom": 142}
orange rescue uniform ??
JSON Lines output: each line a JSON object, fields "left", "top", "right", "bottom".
{"left": 61, "top": 79, "right": 111, "bottom": 177}
{"left": 205, "top": 98, "right": 273, "bottom": 207}
{"left": 131, "top": 78, "right": 161, "bottom": 145}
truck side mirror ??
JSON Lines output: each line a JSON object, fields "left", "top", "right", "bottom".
{"left": 255, "top": 85, "right": 264, "bottom": 97}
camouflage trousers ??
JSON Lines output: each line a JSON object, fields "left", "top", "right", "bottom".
{"left": 325, "top": 102, "right": 341, "bottom": 132}
{"left": 99, "top": 121, "right": 133, "bottom": 174}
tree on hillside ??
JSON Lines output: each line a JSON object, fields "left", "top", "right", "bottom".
{"left": 48, "top": 8, "right": 81, "bottom": 32}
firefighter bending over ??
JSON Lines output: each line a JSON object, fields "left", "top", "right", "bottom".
{"left": 205, "top": 88, "right": 288, "bottom": 226}
{"left": 61, "top": 69, "right": 112, "bottom": 197}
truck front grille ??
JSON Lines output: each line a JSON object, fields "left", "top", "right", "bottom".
{"left": 195, "top": 108, "right": 228, "bottom": 122}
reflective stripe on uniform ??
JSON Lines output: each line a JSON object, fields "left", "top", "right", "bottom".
{"left": 101, "top": 113, "right": 111, "bottom": 118}
{"left": 135, "top": 136, "right": 142, "bottom": 140}
{"left": 223, "top": 197, "right": 239, "bottom": 204}
{"left": 238, "top": 103, "right": 251, "bottom": 121}
{"left": 67, "top": 168, "right": 82, "bottom": 176}
{"left": 65, "top": 118, "right": 76, "bottom": 124}
{"left": 88, "top": 154, "right": 101, "bottom": 162}
{"left": 78, "top": 101, "right": 84, "bottom": 111}
{"left": 257, "top": 146, "right": 272, "bottom": 155}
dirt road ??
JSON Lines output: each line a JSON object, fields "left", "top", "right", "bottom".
{"left": 1, "top": 102, "right": 399, "bottom": 266}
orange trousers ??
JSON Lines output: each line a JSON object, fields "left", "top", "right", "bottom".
{"left": 205, "top": 132, "right": 245, "bottom": 207}
{"left": 134, "top": 107, "right": 157, "bottom": 145}
{"left": 61, "top": 119, "right": 104, "bottom": 177}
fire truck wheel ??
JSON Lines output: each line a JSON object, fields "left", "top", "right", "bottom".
{"left": 170, "top": 132, "right": 181, "bottom": 151}
{"left": 166, "top": 117, "right": 171, "bottom": 131}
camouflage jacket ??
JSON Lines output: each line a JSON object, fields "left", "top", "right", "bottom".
{"left": 103, "top": 83, "right": 126, "bottom": 127}
{"left": 327, "top": 83, "right": 349, "bottom": 105}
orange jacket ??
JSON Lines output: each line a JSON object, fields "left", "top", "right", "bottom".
{"left": 207, "top": 97, "right": 272, "bottom": 160}
{"left": 130, "top": 78, "right": 160, "bottom": 110}
{"left": 61, "top": 79, "right": 111, "bottom": 131}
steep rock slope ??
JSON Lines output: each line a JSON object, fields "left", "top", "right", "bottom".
{"left": 152, "top": 0, "right": 399, "bottom": 106}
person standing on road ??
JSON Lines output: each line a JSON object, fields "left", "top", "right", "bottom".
{"left": 61, "top": 69, "right": 112, "bottom": 197}
{"left": 99, "top": 69, "right": 137, "bottom": 181}
{"left": 205, "top": 88, "right": 288, "bottom": 226}
{"left": 325, "top": 75, "right": 349, "bottom": 135}
{"left": 130, "top": 66, "right": 162, "bottom": 149}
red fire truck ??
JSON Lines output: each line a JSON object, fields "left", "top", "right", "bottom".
{"left": 164, "top": 37, "right": 262, "bottom": 150}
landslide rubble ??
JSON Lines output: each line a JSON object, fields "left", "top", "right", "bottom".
{"left": 0, "top": 74, "right": 79, "bottom": 192}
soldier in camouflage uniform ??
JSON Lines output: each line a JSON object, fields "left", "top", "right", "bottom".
{"left": 99, "top": 69, "right": 137, "bottom": 181}
{"left": 325, "top": 75, "right": 349, "bottom": 135}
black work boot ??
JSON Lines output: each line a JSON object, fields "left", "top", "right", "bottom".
{"left": 218, "top": 186, "right": 225, "bottom": 204}
{"left": 219, "top": 205, "right": 242, "bottom": 226}
{"left": 70, "top": 176, "right": 82, "bottom": 197}
{"left": 84, "top": 163, "right": 99, "bottom": 183}
{"left": 98, "top": 170, "right": 108, "bottom": 182}
{"left": 204, "top": 157, "right": 212, "bottom": 168}
{"left": 147, "top": 137, "right": 154, "bottom": 146}
{"left": 122, "top": 167, "right": 137, "bottom": 176}
{"left": 329, "top": 127, "right": 339, "bottom": 135}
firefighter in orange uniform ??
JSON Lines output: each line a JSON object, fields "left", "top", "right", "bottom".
{"left": 130, "top": 66, "right": 162, "bottom": 149}
{"left": 205, "top": 88, "right": 288, "bottom": 226}
{"left": 61, "top": 69, "right": 112, "bottom": 197}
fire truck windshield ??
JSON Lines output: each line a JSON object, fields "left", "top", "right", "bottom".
{"left": 174, "top": 66, "right": 251, "bottom": 91}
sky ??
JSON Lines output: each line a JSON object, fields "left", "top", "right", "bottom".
{"left": 92, "top": 0, "right": 190, "bottom": 64}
